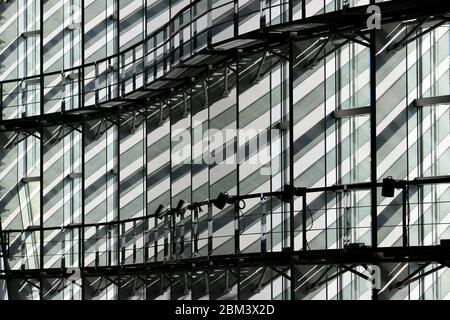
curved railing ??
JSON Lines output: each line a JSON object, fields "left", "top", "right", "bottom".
{"left": 0, "top": 0, "right": 388, "bottom": 127}
{"left": 0, "top": 0, "right": 283, "bottom": 123}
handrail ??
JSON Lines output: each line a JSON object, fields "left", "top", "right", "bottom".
{"left": 0, "top": 0, "right": 348, "bottom": 120}
{"left": 2, "top": 175, "right": 450, "bottom": 234}
{"left": 0, "top": 0, "right": 273, "bottom": 121}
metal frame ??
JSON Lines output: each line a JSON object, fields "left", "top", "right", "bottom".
{"left": 0, "top": 0, "right": 449, "bottom": 300}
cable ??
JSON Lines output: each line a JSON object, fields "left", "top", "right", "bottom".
{"left": 239, "top": 209, "right": 246, "bottom": 235}
{"left": 306, "top": 205, "right": 315, "bottom": 231}
{"left": 297, "top": 207, "right": 314, "bottom": 250}
{"left": 238, "top": 199, "right": 246, "bottom": 210}
{"left": 406, "top": 186, "right": 411, "bottom": 248}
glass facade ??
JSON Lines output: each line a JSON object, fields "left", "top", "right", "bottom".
{"left": 0, "top": 0, "right": 449, "bottom": 300}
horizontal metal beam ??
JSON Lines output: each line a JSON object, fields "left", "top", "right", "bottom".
{"left": 413, "top": 175, "right": 450, "bottom": 184}
{"left": 68, "top": 173, "right": 82, "bottom": 179}
{"left": 333, "top": 106, "right": 371, "bottom": 119}
{"left": 1, "top": 245, "right": 450, "bottom": 279}
{"left": 2, "top": 176, "right": 450, "bottom": 234}
{"left": 414, "top": 95, "right": 450, "bottom": 107}
{"left": 22, "top": 30, "right": 40, "bottom": 38}
{"left": 22, "top": 176, "right": 40, "bottom": 183}
{"left": 1, "top": 0, "right": 447, "bottom": 132}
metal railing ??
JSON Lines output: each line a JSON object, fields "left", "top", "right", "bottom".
{"left": 0, "top": 0, "right": 296, "bottom": 122}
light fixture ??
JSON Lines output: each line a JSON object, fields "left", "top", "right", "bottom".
{"left": 381, "top": 176, "right": 407, "bottom": 198}
{"left": 281, "top": 184, "right": 306, "bottom": 203}
{"left": 155, "top": 204, "right": 169, "bottom": 219}
{"left": 280, "top": 184, "right": 295, "bottom": 203}
{"left": 279, "top": 184, "right": 306, "bottom": 203}
{"left": 381, "top": 176, "right": 396, "bottom": 197}
{"left": 213, "top": 192, "right": 231, "bottom": 210}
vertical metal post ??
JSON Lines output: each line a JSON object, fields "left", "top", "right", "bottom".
{"left": 0, "top": 204, "right": 10, "bottom": 298}
{"left": 115, "top": 0, "right": 121, "bottom": 300}
{"left": 169, "top": 90, "right": 173, "bottom": 264}
{"left": 81, "top": 118, "right": 86, "bottom": 300}
{"left": 206, "top": 0, "right": 212, "bottom": 47}
{"left": 39, "top": 0, "right": 45, "bottom": 301}
{"left": 143, "top": 100, "right": 149, "bottom": 269}
{"left": 234, "top": 56, "right": 240, "bottom": 260}
{"left": 233, "top": 1, "right": 241, "bottom": 299}
{"left": 189, "top": 83, "right": 193, "bottom": 262}
{"left": 179, "top": 211, "right": 185, "bottom": 259}
{"left": 288, "top": 3, "right": 296, "bottom": 300}
{"left": 193, "top": 207, "right": 199, "bottom": 257}
{"left": 302, "top": 193, "right": 307, "bottom": 251}
{"left": 369, "top": 18, "right": 379, "bottom": 301}
{"left": 164, "top": 214, "right": 169, "bottom": 261}
{"left": 261, "top": 196, "right": 267, "bottom": 253}
{"left": 0, "top": 83, "right": 3, "bottom": 122}
{"left": 143, "top": 0, "right": 148, "bottom": 86}
{"left": 171, "top": 212, "right": 176, "bottom": 259}
{"left": 402, "top": 186, "right": 408, "bottom": 247}
{"left": 302, "top": 0, "right": 306, "bottom": 19}
{"left": 94, "top": 62, "right": 99, "bottom": 104}
{"left": 80, "top": 0, "right": 86, "bottom": 300}
{"left": 116, "top": 110, "right": 121, "bottom": 300}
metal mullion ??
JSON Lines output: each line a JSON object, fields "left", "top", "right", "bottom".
{"left": 189, "top": 82, "right": 194, "bottom": 261}
{"left": 288, "top": 11, "right": 296, "bottom": 299}
{"left": 38, "top": 0, "right": 44, "bottom": 301}
{"left": 116, "top": 110, "right": 121, "bottom": 299}
{"left": 116, "top": 0, "right": 122, "bottom": 100}
{"left": 0, "top": 194, "right": 11, "bottom": 298}
{"left": 94, "top": 63, "right": 99, "bottom": 105}
{"left": 143, "top": 106, "right": 149, "bottom": 266}
{"left": 207, "top": 86, "right": 213, "bottom": 260}
{"left": 261, "top": 197, "right": 267, "bottom": 253}
{"left": 323, "top": 44, "right": 329, "bottom": 299}
{"left": 269, "top": 49, "right": 274, "bottom": 300}
{"left": 133, "top": 48, "right": 137, "bottom": 91}
{"left": 81, "top": 119, "right": 86, "bottom": 299}
{"left": 301, "top": 0, "right": 306, "bottom": 19}
{"left": 402, "top": 187, "right": 409, "bottom": 247}
{"left": 169, "top": 92, "right": 173, "bottom": 263}
{"left": 369, "top": 14, "right": 378, "bottom": 301}
{"left": 114, "top": 0, "right": 121, "bottom": 300}
{"left": 235, "top": 51, "right": 240, "bottom": 300}
{"left": 143, "top": 0, "right": 149, "bottom": 87}
{"left": 80, "top": 0, "right": 86, "bottom": 115}
{"left": 0, "top": 83, "right": 3, "bottom": 121}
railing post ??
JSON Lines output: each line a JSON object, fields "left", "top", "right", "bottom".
{"left": 0, "top": 82, "right": 3, "bottom": 122}
{"left": 133, "top": 48, "right": 137, "bottom": 91}
{"left": 94, "top": 62, "right": 99, "bottom": 105}
{"left": 260, "top": 0, "right": 266, "bottom": 29}
{"left": 369, "top": 4, "right": 379, "bottom": 299}
{"left": 120, "top": 54, "right": 125, "bottom": 98}
{"left": 402, "top": 186, "right": 409, "bottom": 247}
